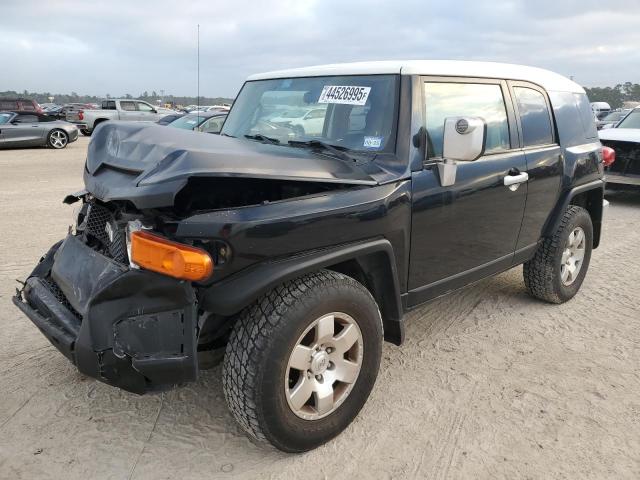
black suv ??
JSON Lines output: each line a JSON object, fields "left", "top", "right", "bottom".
{"left": 14, "top": 61, "right": 607, "bottom": 452}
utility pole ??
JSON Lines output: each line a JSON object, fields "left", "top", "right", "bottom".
{"left": 197, "top": 24, "right": 200, "bottom": 121}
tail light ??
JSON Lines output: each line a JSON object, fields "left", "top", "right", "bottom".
{"left": 602, "top": 146, "right": 615, "bottom": 167}
{"left": 130, "top": 230, "right": 213, "bottom": 281}
{"left": 78, "top": 110, "right": 84, "bottom": 120}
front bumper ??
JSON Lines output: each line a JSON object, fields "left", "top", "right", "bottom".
{"left": 13, "top": 235, "right": 198, "bottom": 394}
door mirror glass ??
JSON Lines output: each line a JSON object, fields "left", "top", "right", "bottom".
{"left": 442, "top": 116, "right": 486, "bottom": 161}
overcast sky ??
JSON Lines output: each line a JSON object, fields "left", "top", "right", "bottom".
{"left": 2, "top": 0, "right": 639, "bottom": 98}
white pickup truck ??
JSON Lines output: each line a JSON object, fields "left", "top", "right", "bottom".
{"left": 66, "top": 99, "right": 177, "bottom": 136}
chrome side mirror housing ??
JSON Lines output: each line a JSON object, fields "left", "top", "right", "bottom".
{"left": 437, "top": 116, "right": 487, "bottom": 187}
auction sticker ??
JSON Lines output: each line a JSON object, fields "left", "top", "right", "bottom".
{"left": 364, "top": 136, "right": 383, "bottom": 148}
{"left": 318, "top": 86, "right": 371, "bottom": 105}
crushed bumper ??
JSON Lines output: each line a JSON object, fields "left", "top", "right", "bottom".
{"left": 13, "top": 235, "right": 198, "bottom": 394}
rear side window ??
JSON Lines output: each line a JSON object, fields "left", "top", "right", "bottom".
{"left": 16, "top": 114, "right": 38, "bottom": 123}
{"left": 18, "top": 101, "right": 36, "bottom": 111}
{"left": 120, "top": 101, "right": 136, "bottom": 111}
{"left": 574, "top": 93, "right": 598, "bottom": 139}
{"left": 513, "top": 87, "right": 554, "bottom": 147}
{"left": 102, "top": 101, "right": 116, "bottom": 110}
{"left": 424, "top": 82, "right": 510, "bottom": 158}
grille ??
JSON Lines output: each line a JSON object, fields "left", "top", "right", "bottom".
{"left": 83, "top": 203, "right": 128, "bottom": 263}
{"left": 601, "top": 140, "right": 640, "bottom": 176}
{"left": 44, "top": 278, "right": 81, "bottom": 320}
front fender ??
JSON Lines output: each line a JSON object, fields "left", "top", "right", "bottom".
{"left": 198, "top": 238, "right": 405, "bottom": 345}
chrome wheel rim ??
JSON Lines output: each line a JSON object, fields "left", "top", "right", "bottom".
{"left": 285, "top": 312, "right": 363, "bottom": 420}
{"left": 561, "top": 227, "right": 586, "bottom": 286}
{"left": 50, "top": 130, "right": 67, "bottom": 148}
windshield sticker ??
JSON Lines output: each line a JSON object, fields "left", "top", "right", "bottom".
{"left": 363, "top": 136, "right": 383, "bottom": 149}
{"left": 318, "top": 86, "right": 371, "bottom": 105}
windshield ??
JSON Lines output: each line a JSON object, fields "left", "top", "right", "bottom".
{"left": 617, "top": 110, "right": 640, "bottom": 129}
{"left": 0, "top": 113, "right": 13, "bottom": 125}
{"left": 169, "top": 114, "right": 206, "bottom": 130}
{"left": 603, "top": 111, "right": 627, "bottom": 122}
{"left": 221, "top": 75, "right": 399, "bottom": 152}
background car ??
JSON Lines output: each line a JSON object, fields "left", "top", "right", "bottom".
{"left": 268, "top": 107, "right": 327, "bottom": 136}
{"left": 599, "top": 106, "right": 640, "bottom": 188}
{"left": 157, "top": 113, "right": 185, "bottom": 125}
{"left": 0, "top": 111, "right": 78, "bottom": 149}
{"left": 0, "top": 97, "right": 43, "bottom": 113}
{"left": 597, "top": 109, "right": 631, "bottom": 129}
{"left": 167, "top": 111, "right": 227, "bottom": 133}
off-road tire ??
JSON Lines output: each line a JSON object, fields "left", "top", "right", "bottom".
{"left": 524, "top": 205, "right": 593, "bottom": 303}
{"left": 222, "top": 270, "right": 383, "bottom": 452}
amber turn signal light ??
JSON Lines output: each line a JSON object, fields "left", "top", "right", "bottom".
{"left": 130, "top": 230, "right": 213, "bottom": 281}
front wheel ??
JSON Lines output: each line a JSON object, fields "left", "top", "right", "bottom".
{"left": 524, "top": 205, "right": 593, "bottom": 303}
{"left": 48, "top": 129, "right": 68, "bottom": 149}
{"left": 222, "top": 270, "right": 383, "bottom": 452}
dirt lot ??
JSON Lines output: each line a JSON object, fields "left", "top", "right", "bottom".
{"left": 0, "top": 137, "right": 639, "bottom": 479}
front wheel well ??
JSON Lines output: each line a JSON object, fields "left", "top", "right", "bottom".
{"left": 325, "top": 254, "right": 404, "bottom": 345}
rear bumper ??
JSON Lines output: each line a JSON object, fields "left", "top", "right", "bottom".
{"left": 13, "top": 235, "right": 198, "bottom": 394}
{"left": 604, "top": 173, "right": 640, "bottom": 186}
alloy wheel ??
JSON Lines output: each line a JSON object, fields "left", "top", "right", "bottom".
{"left": 285, "top": 312, "right": 363, "bottom": 420}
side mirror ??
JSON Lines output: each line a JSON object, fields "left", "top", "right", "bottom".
{"left": 437, "top": 117, "right": 487, "bottom": 187}
{"left": 442, "top": 116, "right": 486, "bottom": 161}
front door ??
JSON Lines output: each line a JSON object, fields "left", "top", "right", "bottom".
{"left": 408, "top": 78, "right": 528, "bottom": 305}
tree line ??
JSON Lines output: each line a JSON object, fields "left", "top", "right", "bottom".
{"left": 0, "top": 89, "right": 234, "bottom": 107}
{"left": 3, "top": 83, "right": 640, "bottom": 109}
{"left": 584, "top": 82, "right": 640, "bottom": 109}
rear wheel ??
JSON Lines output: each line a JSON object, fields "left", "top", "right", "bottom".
{"left": 524, "top": 206, "right": 593, "bottom": 303}
{"left": 48, "top": 129, "right": 68, "bottom": 149}
{"left": 222, "top": 270, "right": 383, "bottom": 452}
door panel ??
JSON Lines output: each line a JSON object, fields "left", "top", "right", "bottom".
{"left": 516, "top": 146, "right": 562, "bottom": 250}
{"left": 409, "top": 150, "right": 528, "bottom": 296}
{"left": 0, "top": 122, "right": 43, "bottom": 146}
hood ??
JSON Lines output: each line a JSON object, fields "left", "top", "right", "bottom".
{"left": 598, "top": 128, "right": 640, "bottom": 143}
{"left": 84, "top": 122, "right": 394, "bottom": 209}
{"left": 87, "top": 122, "right": 380, "bottom": 185}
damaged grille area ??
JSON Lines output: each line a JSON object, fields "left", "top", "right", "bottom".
{"left": 601, "top": 140, "right": 640, "bottom": 176}
{"left": 81, "top": 202, "right": 128, "bottom": 263}
{"left": 43, "top": 278, "right": 82, "bottom": 320}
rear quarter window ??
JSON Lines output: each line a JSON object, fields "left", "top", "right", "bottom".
{"left": 513, "top": 87, "right": 554, "bottom": 147}
{"left": 574, "top": 93, "right": 599, "bottom": 139}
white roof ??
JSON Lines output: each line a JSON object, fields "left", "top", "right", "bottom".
{"left": 248, "top": 60, "right": 584, "bottom": 94}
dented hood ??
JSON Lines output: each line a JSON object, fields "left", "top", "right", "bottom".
{"left": 84, "top": 122, "right": 387, "bottom": 208}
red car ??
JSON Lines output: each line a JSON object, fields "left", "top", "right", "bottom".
{"left": 0, "top": 97, "right": 43, "bottom": 114}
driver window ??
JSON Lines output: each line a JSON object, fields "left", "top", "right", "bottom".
{"left": 15, "top": 114, "right": 39, "bottom": 123}
{"left": 424, "top": 82, "right": 510, "bottom": 159}
{"left": 137, "top": 102, "right": 154, "bottom": 112}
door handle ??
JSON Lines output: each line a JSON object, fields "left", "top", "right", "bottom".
{"left": 503, "top": 172, "right": 529, "bottom": 186}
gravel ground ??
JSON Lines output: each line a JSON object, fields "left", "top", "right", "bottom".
{"left": 0, "top": 137, "right": 639, "bottom": 479}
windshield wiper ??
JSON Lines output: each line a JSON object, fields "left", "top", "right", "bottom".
{"left": 220, "top": 132, "right": 235, "bottom": 138}
{"left": 244, "top": 133, "right": 280, "bottom": 144}
{"left": 287, "top": 139, "right": 357, "bottom": 163}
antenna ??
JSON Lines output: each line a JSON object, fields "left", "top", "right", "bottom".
{"left": 197, "top": 24, "right": 200, "bottom": 123}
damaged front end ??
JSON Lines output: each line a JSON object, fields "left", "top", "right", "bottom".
{"left": 13, "top": 198, "right": 199, "bottom": 394}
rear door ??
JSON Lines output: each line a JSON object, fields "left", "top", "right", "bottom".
{"left": 507, "top": 82, "right": 563, "bottom": 254}
{"left": 408, "top": 77, "right": 528, "bottom": 304}
{"left": 118, "top": 100, "right": 139, "bottom": 120}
